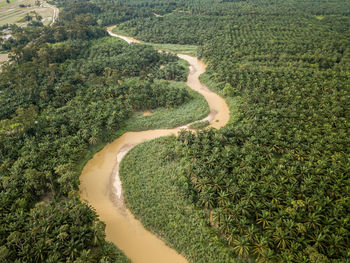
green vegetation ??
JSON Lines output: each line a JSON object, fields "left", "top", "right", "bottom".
{"left": 123, "top": 81, "right": 209, "bottom": 131}
{"left": 0, "top": 0, "right": 17, "bottom": 8}
{"left": 1, "top": 0, "right": 350, "bottom": 261}
{"left": 188, "top": 120, "right": 209, "bottom": 130}
{"left": 113, "top": 27, "right": 197, "bottom": 56}
{"left": 114, "top": 0, "right": 350, "bottom": 262}
{"left": 112, "top": 27, "right": 198, "bottom": 56}
{"left": 119, "top": 137, "right": 233, "bottom": 263}
{"left": 144, "top": 42, "right": 197, "bottom": 56}
{"left": 0, "top": 1, "right": 207, "bottom": 261}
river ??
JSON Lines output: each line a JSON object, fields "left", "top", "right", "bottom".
{"left": 79, "top": 27, "right": 230, "bottom": 263}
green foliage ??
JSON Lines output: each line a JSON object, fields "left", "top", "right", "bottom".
{"left": 113, "top": 0, "right": 350, "bottom": 261}
{"left": 2, "top": 198, "right": 118, "bottom": 262}
{"left": 188, "top": 120, "right": 209, "bottom": 130}
{"left": 176, "top": 126, "right": 349, "bottom": 261}
{"left": 1, "top": 0, "right": 350, "bottom": 261}
{"left": 0, "top": 0, "right": 17, "bottom": 7}
{"left": 111, "top": 26, "right": 198, "bottom": 56}
{"left": 0, "top": 0, "right": 207, "bottom": 261}
{"left": 119, "top": 137, "right": 234, "bottom": 263}
{"left": 123, "top": 81, "right": 209, "bottom": 130}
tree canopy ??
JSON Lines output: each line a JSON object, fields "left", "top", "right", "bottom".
{"left": 1, "top": 0, "right": 349, "bottom": 261}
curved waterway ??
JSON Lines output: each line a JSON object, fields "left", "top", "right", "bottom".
{"left": 79, "top": 26, "right": 230, "bottom": 263}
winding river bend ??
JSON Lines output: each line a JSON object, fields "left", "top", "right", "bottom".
{"left": 79, "top": 26, "right": 230, "bottom": 263}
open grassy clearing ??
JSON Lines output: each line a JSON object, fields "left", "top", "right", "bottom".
{"left": 0, "top": 53, "right": 9, "bottom": 69}
{"left": 112, "top": 26, "right": 198, "bottom": 56}
{"left": 0, "top": 0, "right": 54, "bottom": 26}
{"left": 146, "top": 42, "right": 198, "bottom": 56}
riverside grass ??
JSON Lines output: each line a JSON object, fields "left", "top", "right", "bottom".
{"left": 119, "top": 137, "right": 234, "bottom": 263}
{"left": 188, "top": 120, "right": 209, "bottom": 129}
{"left": 76, "top": 79, "right": 209, "bottom": 174}
{"left": 112, "top": 26, "right": 198, "bottom": 56}
{"left": 199, "top": 72, "right": 241, "bottom": 126}
{"left": 75, "top": 79, "right": 208, "bottom": 263}
{"left": 124, "top": 81, "right": 208, "bottom": 130}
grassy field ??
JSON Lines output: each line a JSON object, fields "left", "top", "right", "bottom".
{"left": 0, "top": 53, "right": 9, "bottom": 69}
{"left": 112, "top": 26, "right": 198, "bottom": 56}
{"left": 0, "top": 0, "right": 54, "bottom": 26}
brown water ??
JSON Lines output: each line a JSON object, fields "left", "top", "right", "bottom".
{"left": 107, "top": 26, "right": 140, "bottom": 44}
{"left": 79, "top": 28, "right": 230, "bottom": 263}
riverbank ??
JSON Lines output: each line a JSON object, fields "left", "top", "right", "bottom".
{"left": 116, "top": 38, "right": 241, "bottom": 263}
{"left": 120, "top": 137, "right": 235, "bottom": 262}
{"left": 109, "top": 25, "right": 198, "bottom": 56}
{"left": 80, "top": 30, "right": 230, "bottom": 262}
{"left": 76, "top": 80, "right": 209, "bottom": 173}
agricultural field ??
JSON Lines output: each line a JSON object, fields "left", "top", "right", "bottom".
{"left": 0, "top": 0, "right": 54, "bottom": 26}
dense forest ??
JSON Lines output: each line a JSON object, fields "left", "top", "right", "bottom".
{"left": 0, "top": 1, "right": 191, "bottom": 262}
{"left": 1, "top": 0, "right": 349, "bottom": 262}
{"left": 115, "top": 0, "right": 350, "bottom": 262}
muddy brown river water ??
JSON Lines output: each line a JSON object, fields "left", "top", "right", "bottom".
{"left": 79, "top": 27, "right": 230, "bottom": 263}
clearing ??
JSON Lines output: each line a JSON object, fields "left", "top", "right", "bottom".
{"left": 0, "top": 0, "right": 54, "bottom": 26}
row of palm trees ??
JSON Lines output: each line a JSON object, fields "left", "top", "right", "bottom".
{"left": 177, "top": 126, "right": 349, "bottom": 261}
